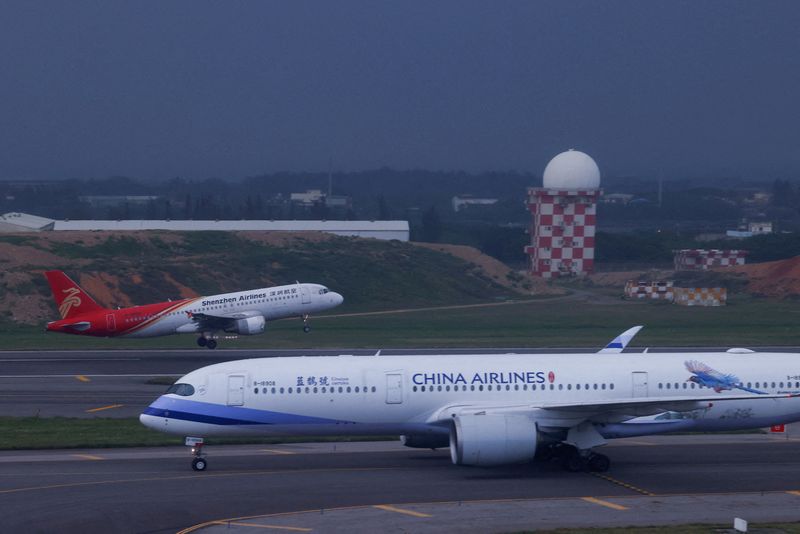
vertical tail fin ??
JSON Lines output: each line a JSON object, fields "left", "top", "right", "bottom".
{"left": 44, "top": 271, "right": 106, "bottom": 319}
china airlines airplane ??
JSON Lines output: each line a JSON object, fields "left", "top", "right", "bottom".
{"left": 141, "top": 344, "right": 800, "bottom": 471}
{"left": 44, "top": 271, "right": 343, "bottom": 349}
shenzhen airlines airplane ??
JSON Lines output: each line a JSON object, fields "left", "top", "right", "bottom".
{"left": 44, "top": 271, "right": 343, "bottom": 349}
{"left": 141, "top": 344, "right": 800, "bottom": 471}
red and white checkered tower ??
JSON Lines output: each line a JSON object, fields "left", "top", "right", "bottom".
{"left": 525, "top": 150, "right": 602, "bottom": 277}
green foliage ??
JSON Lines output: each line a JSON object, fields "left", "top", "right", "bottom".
{"left": 5, "top": 291, "right": 800, "bottom": 349}
{"left": 0, "top": 416, "right": 395, "bottom": 450}
{"left": 596, "top": 230, "right": 800, "bottom": 266}
{"left": 50, "top": 235, "right": 147, "bottom": 259}
{"left": 0, "top": 417, "right": 183, "bottom": 449}
{"left": 0, "top": 235, "right": 37, "bottom": 246}
{"left": 421, "top": 205, "right": 443, "bottom": 242}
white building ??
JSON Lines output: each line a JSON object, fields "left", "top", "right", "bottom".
{"left": 452, "top": 195, "right": 499, "bottom": 212}
{"left": 290, "top": 190, "right": 326, "bottom": 206}
{"left": 53, "top": 219, "right": 410, "bottom": 241}
{"left": 0, "top": 212, "right": 55, "bottom": 232}
{"left": 748, "top": 221, "right": 772, "bottom": 235}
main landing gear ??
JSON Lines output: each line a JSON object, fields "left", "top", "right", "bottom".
{"left": 187, "top": 437, "right": 207, "bottom": 471}
{"left": 196, "top": 336, "right": 217, "bottom": 349}
{"left": 302, "top": 314, "right": 311, "bottom": 333}
{"left": 538, "top": 443, "right": 610, "bottom": 472}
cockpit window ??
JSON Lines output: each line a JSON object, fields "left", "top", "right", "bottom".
{"left": 166, "top": 383, "right": 195, "bottom": 396}
{"left": 318, "top": 288, "right": 329, "bottom": 294}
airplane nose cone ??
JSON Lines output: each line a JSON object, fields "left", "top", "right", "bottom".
{"left": 331, "top": 292, "right": 344, "bottom": 306}
{"left": 139, "top": 412, "right": 157, "bottom": 429}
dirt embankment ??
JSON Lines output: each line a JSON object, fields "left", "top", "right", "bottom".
{"left": 727, "top": 256, "right": 800, "bottom": 297}
{"left": 588, "top": 270, "right": 674, "bottom": 287}
{"left": 412, "top": 242, "right": 566, "bottom": 296}
{"left": 0, "top": 231, "right": 534, "bottom": 324}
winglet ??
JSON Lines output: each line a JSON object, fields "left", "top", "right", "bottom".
{"left": 598, "top": 326, "right": 643, "bottom": 354}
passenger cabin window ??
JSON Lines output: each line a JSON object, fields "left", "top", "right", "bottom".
{"left": 166, "top": 383, "right": 195, "bottom": 396}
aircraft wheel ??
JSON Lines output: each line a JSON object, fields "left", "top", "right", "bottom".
{"left": 303, "top": 325, "right": 311, "bottom": 333}
{"left": 588, "top": 453, "right": 610, "bottom": 473}
{"left": 562, "top": 449, "right": 585, "bottom": 472}
{"left": 206, "top": 339, "right": 217, "bottom": 350}
{"left": 192, "top": 457, "right": 207, "bottom": 471}
{"left": 534, "top": 444, "right": 556, "bottom": 462}
{"left": 197, "top": 337, "right": 207, "bottom": 347}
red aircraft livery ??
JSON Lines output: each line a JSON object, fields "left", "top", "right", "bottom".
{"left": 44, "top": 271, "right": 343, "bottom": 349}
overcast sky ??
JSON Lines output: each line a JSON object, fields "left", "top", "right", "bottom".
{"left": 2, "top": 1, "right": 799, "bottom": 181}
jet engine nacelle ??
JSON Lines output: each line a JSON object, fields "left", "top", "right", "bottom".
{"left": 231, "top": 316, "right": 266, "bottom": 335}
{"left": 400, "top": 434, "right": 450, "bottom": 449}
{"left": 449, "top": 413, "right": 538, "bottom": 466}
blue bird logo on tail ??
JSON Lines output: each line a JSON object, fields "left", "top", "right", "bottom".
{"left": 684, "top": 360, "right": 765, "bottom": 394}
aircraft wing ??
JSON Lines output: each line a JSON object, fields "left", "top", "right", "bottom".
{"left": 430, "top": 392, "right": 797, "bottom": 426}
{"left": 62, "top": 321, "right": 91, "bottom": 332}
{"left": 188, "top": 310, "right": 262, "bottom": 330}
{"left": 536, "top": 392, "right": 797, "bottom": 418}
{"left": 597, "top": 325, "right": 643, "bottom": 353}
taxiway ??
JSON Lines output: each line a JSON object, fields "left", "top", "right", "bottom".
{"left": 1, "top": 435, "right": 800, "bottom": 533}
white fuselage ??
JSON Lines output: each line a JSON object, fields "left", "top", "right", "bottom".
{"left": 140, "top": 352, "right": 800, "bottom": 439}
{"left": 124, "top": 283, "right": 343, "bottom": 338}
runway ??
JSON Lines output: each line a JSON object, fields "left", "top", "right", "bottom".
{"left": 1, "top": 435, "right": 800, "bottom": 533}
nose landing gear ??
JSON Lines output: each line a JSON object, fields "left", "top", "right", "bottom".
{"left": 302, "top": 314, "right": 311, "bottom": 333}
{"left": 187, "top": 437, "right": 207, "bottom": 471}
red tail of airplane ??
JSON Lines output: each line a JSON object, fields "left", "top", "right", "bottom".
{"left": 44, "top": 270, "right": 107, "bottom": 319}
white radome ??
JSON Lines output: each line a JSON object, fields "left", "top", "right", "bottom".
{"left": 542, "top": 149, "right": 601, "bottom": 190}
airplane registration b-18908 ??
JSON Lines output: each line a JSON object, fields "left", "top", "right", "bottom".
{"left": 44, "top": 270, "right": 343, "bottom": 349}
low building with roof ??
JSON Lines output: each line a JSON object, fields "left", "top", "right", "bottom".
{"left": 0, "top": 212, "right": 55, "bottom": 232}
{"left": 53, "top": 219, "right": 409, "bottom": 241}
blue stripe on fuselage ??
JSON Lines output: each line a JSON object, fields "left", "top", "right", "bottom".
{"left": 143, "top": 395, "right": 346, "bottom": 426}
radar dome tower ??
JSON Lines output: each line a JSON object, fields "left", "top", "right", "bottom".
{"left": 525, "top": 150, "right": 602, "bottom": 278}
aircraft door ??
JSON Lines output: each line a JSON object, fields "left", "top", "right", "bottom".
{"left": 385, "top": 373, "right": 403, "bottom": 404}
{"left": 632, "top": 372, "right": 648, "bottom": 397}
{"left": 106, "top": 314, "right": 116, "bottom": 332}
{"left": 227, "top": 375, "right": 245, "bottom": 406}
{"left": 300, "top": 285, "right": 311, "bottom": 304}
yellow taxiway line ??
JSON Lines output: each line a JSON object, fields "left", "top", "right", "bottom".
{"left": 373, "top": 504, "right": 433, "bottom": 518}
{"left": 85, "top": 404, "right": 124, "bottom": 413}
{"left": 75, "top": 375, "right": 91, "bottom": 382}
{"left": 71, "top": 454, "right": 104, "bottom": 461}
{"left": 581, "top": 496, "right": 628, "bottom": 510}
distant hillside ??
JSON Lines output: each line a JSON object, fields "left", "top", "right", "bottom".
{"left": 0, "top": 231, "right": 540, "bottom": 325}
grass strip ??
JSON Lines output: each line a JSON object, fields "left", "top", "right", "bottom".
{"left": 0, "top": 417, "right": 394, "bottom": 450}
{"left": 6, "top": 292, "right": 800, "bottom": 350}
